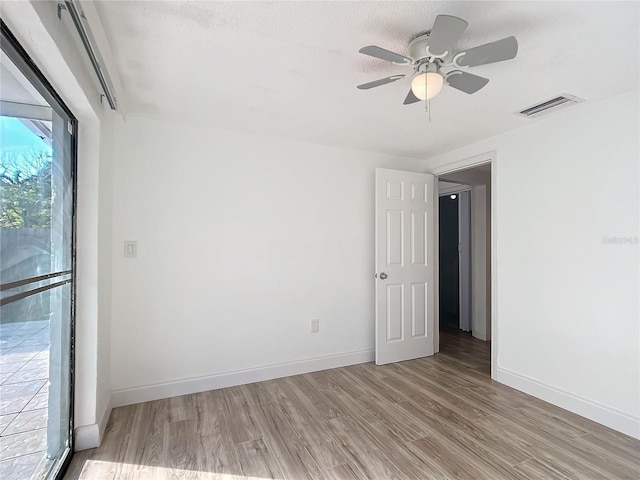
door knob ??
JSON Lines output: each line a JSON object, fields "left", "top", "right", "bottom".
{"left": 379, "top": 272, "right": 388, "bottom": 279}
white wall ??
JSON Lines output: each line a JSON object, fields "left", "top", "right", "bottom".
{"left": 95, "top": 111, "right": 113, "bottom": 441}
{"left": 1, "top": 0, "right": 117, "bottom": 449}
{"left": 109, "top": 117, "right": 425, "bottom": 405}
{"left": 426, "top": 89, "right": 640, "bottom": 438}
{"left": 471, "top": 184, "right": 489, "bottom": 341}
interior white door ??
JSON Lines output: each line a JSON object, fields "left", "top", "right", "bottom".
{"left": 375, "top": 169, "right": 435, "bottom": 365}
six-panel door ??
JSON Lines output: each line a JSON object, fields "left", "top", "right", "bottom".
{"left": 375, "top": 169, "right": 435, "bottom": 365}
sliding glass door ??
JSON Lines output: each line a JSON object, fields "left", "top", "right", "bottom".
{"left": 0, "top": 22, "right": 76, "bottom": 480}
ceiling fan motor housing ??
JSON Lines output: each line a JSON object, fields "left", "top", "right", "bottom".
{"left": 408, "top": 33, "right": 432, "bottom": 62}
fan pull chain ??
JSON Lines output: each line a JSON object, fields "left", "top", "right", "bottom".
{"left": 424, "top": 99, "right": 431, "bottom": 122}
{"left": 424, "top": 72, "right": 432, "bottom": 123}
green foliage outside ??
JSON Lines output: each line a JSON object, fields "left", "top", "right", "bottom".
{"left": 0, "top": 149, "right": 52, "bottom": 228}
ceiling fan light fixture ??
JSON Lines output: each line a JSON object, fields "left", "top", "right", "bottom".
{"left": 356, "top": 15, "right": 518, "bottom": 105}
{"left": 411, "top": 72, "right": 444, "bottom": 100}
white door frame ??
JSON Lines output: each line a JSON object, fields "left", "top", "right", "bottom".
{"left": 429, "top": 151, "right": 498, "bottom": 380}
{"left": 438, "top": 182, "right": 472, "bottom": 195}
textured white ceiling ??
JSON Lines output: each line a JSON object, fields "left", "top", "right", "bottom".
{"left": 1, "top": 50, "right": 47, "bottom": 105}
{"left": 95, "top": 1, "right": 640, "bottom": 158}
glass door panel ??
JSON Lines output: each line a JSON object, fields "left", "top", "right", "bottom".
{"left": 1, "top": 22, "right": 76, "bottom": 480}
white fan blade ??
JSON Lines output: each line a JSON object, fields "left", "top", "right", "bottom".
{"left": 445, "top": 71, "right": 489, "bottom": 94}
{"left": 454, "top": 36, "right": 518, "bottom": 67}
{"left": 403, "top": 89, "right": 420, "bottom": 105}
{"left": 357, "top": 75, "right": 405, "bottom": 90}
{"left": 426, "top": 15, "right": 468, "bottom": 57}
{"left": 359, "top": 46, "right": 413, "bottom": 65}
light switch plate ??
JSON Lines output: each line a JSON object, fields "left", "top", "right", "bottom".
{"left": 124, "top": 240, "right": 137, "bottom": 258}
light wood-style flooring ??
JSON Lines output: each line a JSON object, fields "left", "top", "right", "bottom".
{"left": 65, "top": 330, "right": 640, "bottom": 479}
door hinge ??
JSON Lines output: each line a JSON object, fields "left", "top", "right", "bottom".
{"left": 57, "top": 2, "right": 67, "bottom": 20}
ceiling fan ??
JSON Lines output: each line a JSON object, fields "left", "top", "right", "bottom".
{"left": 357, "top": 15, "right": 518, "bottom": 105}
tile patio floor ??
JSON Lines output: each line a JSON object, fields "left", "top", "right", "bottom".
{"left": 0, "top": 320, "right": 52, "bottom": 480}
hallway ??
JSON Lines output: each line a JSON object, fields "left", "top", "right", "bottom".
{"left": 438, "top": 326, "right": 491, "bottom": 376}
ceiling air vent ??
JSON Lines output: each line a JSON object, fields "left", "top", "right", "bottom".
{"left": 516, "top": 94, "right": 585, "bottom": 119}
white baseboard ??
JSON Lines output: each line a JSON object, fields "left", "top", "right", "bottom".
{"left": 97, "top": 398, "right": 112, "bottom": 444}
{"left": 74, "top": 394, "right": 113, "bottom": 451}
{"left": 74, "top": 424, "right": 100, "bottom": 451}
{"left": 111, "top": 349, "right": 375, "bottom": 408}
{"left": 496, "top": 367, "right": 640, "bottom": 439}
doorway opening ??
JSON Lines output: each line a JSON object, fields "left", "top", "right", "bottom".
{"left": 436, "top": 163, "right": 492, "bottom": 375}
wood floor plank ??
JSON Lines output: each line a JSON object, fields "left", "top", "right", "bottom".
{"left": 339, "top": 364, "right": 409, "bottom": 403}
{"left": 323, "top": 416, "right": 422, "bottom": 480}
{"left": 400, "top": 360, "right": 478, "bottom": 390}
{"left": 577, "top": 432, "right": 640, "bottom": 465}
{"left": 324, "top": 462, "right": 369, "bottom": 480}
{"left": 306, "top": 369, "right": 344, "bottom": 392}
{"left": 167, "top": 394, "right": 194, "bottom": 423}
{"left": 83, "top": 404, "right": 136, "bottom": 479}
{"left": 436, "top": 348, "right": 491, "bottom": 372}
{"left": 475, "top": 412, "right": 640, "bottom": 479}
{"left": 452, "top": 383, "right": 533, "bottom": 413}
{"left": 353, "top": 395, "right": 427, "bottom": 443}
{"left": 430, "top": 354, "right": 492, "bottom": 382}
{"left": 252, "top": 400, "right": 325, "bottom": 480}
{"left": 382, "top": 371, "right": 492, "bottom": 421}
{"left": 219, "top": 385, "right": 263, "bottom": 444}
{"left": 124, "top": 399, "right": 170, "bottom": 478}
{"left": 408, "top": 434, "right": 527, "bottom": 480}
{"left": 193, "top": 390, "right": 225, "bottom": 437}
{"left": 196, "top": 432, "right": 240, "bottom": 478}
{"left": 526, "top": 398, "right": 640, "bottom": 458}
{"left": 302, "top": 386, "right": 368, "bottom": 428}
{"left": 64, "top": 329, "right": 640, "bottom": 480}
{"left": 333, "top": 416, "right": 445, "bottom": 480}
{"left": 396, "top": 400, "right": 533, "bottom": 467}
{"left": 323, "top": 368, "right": 389, "bottom": 405}
{"left": 285, "top": 375, "right": 344, "bottom": 421}
{"left": 239, "top": 377, "right": 288, "bottom": 406}
{"left": 162, "top": 419, "right": 199, "bottom": 474}
{"left": 276, "top": 388, "right": 350, "bottom": 470}
{"left": 193, "top": 390, "right": 242, "bottom": 476}
{"left": 455, "top": 385, "right": 589, "bottom": 442}
{"left": 63, "top": 449, "right": 93, "bottom": 480}
{"left": 512, "top": 457, "right": 575, "bottom": 480}
{"left": 501, "top": 402, "right": 589, "bottom": 440}
{"left": 234, "top": 438, "right": 285, "bottom": 479}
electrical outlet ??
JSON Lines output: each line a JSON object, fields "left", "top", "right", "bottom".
{"left": 311, "top": 319, "right": 320, "bottom": 333}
